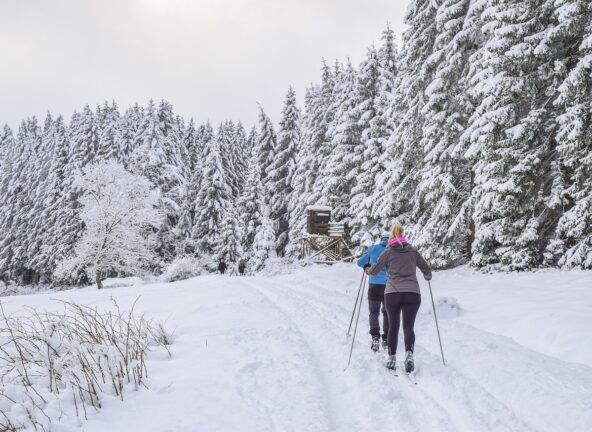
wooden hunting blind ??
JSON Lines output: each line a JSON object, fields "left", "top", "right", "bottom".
{"left": 302, "top": 205, "right": 354, "bottom": 264}
{"left": 306, "top": 206, "right": 332, "bottom": 235}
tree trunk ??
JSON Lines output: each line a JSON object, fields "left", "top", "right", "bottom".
{"left": 467, "top": 168, "right": 476, "bottom": 259}
{"left": 95, "top": 269, "right": 103, "bottom": 289}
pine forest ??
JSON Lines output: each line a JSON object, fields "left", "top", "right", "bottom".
{"left": 1, "top": 0, "right": 592, "bottom": 287}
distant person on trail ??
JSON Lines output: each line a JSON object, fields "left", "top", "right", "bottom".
{"left": 357, "top": 231, "right": 390, "bottom": 352}
{"left": 365, "top": 223, "right": 432, "bottom": 374}
{"left": 238, "top": 259, "right": 246, "bottom": 276}
{"left": 218, "top": 259, "right": 227, "bottom": 275}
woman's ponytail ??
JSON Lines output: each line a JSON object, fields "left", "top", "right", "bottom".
{"left": 389, "top": 223, "right": 403, "bottom": 239}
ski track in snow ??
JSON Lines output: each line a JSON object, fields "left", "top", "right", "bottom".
{"left": 280, "top": 272, "right": 592, "bottom": 432}
{"left": 232, "top": 301, "right": 333, "bottom": 432}
{"left": 251, "top": 277, "right": 540, "bottom": 432}
{"left": 3, "top": 265, "right": 592, "bottom": 432}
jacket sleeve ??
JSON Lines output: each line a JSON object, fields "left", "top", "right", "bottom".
{"left": 368, "top": 249, "right": 389, "bottom": 275}
{"left": 356, "top": 247, "right": 373, "bottom": 268}
{"left": 416, "top": 251, "right": 432, "bottom": 280}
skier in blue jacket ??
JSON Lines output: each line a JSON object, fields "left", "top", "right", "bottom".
{"left": 357, "top": 231, "right": 389, "bottom": 351}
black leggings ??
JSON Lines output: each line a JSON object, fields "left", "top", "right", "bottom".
{"left": 368, "top": 284, "right": 388, "bottom": 340}
{"left": 385, "top": 292, "right": 421, "bottom": 356}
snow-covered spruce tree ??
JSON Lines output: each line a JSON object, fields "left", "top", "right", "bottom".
{"left": 10, "top": 118, "right": 44, "bottom": 283}
{"left": 322, "top": 60, "right": 361, "bottom": 225}
{"left": 173, "top": 118, "right": 202, "bottom": 255}
{"left": 408, "top": 0, "right": 476, "bottom": 268}
{"left": 371, "top": 25, "right": 399, "bottom": 159}
{"left": 0, "top": 125, "right": 7, "bottom": 162}
{"left": 69, "top": 105, "right": 99, "bottom": 170}
{"left": 372, "top": 1, "right": 440, "bottom": 235}
{"left": 245, "top": 125, "right": 259, "bottom": 160}
{"left": 0, "top": 126, "right": 7, "bottom": 191}
{"left": 157, "top": 100, "right": 184, "bottom": 169}
{"left": 183, "top": 118, "right": 200, "bottom": 173}
{"left": 176, "top": 185, "right": 196, "bottom": 256}
{"left": 232, "top": 122, "right": 249, "bottom": 194}
{"left": 217, "top": 206, "right": 242, "bottom": 264}
{"left": 309, "top": 60, "right": 338, "bottom": 206}
{"left": 267, "top": 86, "right": 301, "bottom": 256}
{"left": 25, "top": 114, "right": 58, "bottom": 279}
{"left": 550, "top": 2, "right": 592, "bottom": 268}
{"left": 250, "top": 209, "right": 276, "bottom": 272}
{"left": 359, "top": 29, "right": 399, "bottom": 238}
{"left": 175, "top": 113, "right": 190, "bottom": 178}
{"left": 0, "top": 121, "right": 32, "bottom": 282}
{"left": 256, "top": 107, "right": 277, "bottom": 183}
{"left": 237, "top": 152, "right": 267, "bottom": 254}
{"left": 177, "top": 162, "right": 200, "bottom": 254}
{"left": 96, "top": 101, "right": 121, "bottom": 161}
{"left": 349, "top": 46, "right": 387, "bottom": 245}
{"left": 286, "top": 85, "right": 320, "bottom": 258}
{"left": 31, "top": 116, "right": 80, "bottom": 282}
{"left": 287, "top": 62, "right": 338, "bottom": 258}
{"left": 119, "top": 104, "right": 144, "bottom": 163}
{"left": 520, "top": 0, "right": 590, "bottom": 268}
{"left": 54, "top": 161, "right": 160, "bottom": 288}
{"left": 218, "top": 121, "right": 242, "bottom": 198}
{"left": 196, "top": 121, "right": 215, "bottom": 164}
{"left": 379, "top": 23, "right": 398, "bottom": 80}
{"left": 175, "top": 118, "right": 215, "bottom": 255}
{"left": 131, "top": 100, "right": 185, "bottom": 262}
{"left": 0, "top": 126, "right": 19, "bottom": 283}
{"left": 191, "top": 136, "right": 232, "bottom": 256}
{"left": 461, "top": 0, "right": 560, "bottom": 270}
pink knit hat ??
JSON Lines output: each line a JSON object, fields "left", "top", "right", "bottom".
{"left": 387, "top": 234, "right": 408, "bottom": 247}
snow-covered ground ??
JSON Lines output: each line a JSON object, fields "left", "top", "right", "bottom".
{"left": 2, "top": 264, "right": 591, "bottom": 432}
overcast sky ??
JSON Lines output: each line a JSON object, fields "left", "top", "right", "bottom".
{"left": 0, "top": 0, "right": 408, "bottom": 130}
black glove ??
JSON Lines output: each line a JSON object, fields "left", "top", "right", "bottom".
{"left": 424, "top": 274, "right": 432, "bottom": 281}
{"left": 363, "top": 264, "right": 371, "bottom": 269}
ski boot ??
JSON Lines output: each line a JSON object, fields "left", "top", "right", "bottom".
{"left": 381, "top": 338, "right": 388, "bottom": 351}
{"left": 404, "top": 350, "right": 415, "bottom": 373}
{"left": 370, "top": 335, "right": 380, "bottom": 352}
{"left": 385, "top": 355, "right": 397, "bottom": 372}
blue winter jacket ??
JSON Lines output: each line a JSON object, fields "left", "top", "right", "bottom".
{"left": 356, "top": 237, "right": 388, "bottom": 285}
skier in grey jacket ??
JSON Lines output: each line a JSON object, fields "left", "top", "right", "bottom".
{"left": 365, "top": 223, "right": 432, "bottom": 373}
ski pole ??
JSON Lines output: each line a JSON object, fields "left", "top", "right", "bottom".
{"left": 345, "top": 272, "right": 367, "bottom": 370}
{"left": 347, "top": 271, "right": 366, "bottom": 336}
{"left": 428, "top": 280, "right": 446, "bottom": 366}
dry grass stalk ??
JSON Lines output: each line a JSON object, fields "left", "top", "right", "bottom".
{"left": 0, "top": 298, "right": 172, "bottom": 431}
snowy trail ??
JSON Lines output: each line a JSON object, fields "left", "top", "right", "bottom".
{"left": 262, "top": 270, "right": 592, "bottom": 432}
{"left": 251, "top": 277, "right": 540, "bottom": 432}
{"left": 3, "top": 264, "right": 592, "bottom": 432}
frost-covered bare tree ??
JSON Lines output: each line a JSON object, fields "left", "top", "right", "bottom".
{"left": 54, "top": 161, "right": 161, "bottom": 288}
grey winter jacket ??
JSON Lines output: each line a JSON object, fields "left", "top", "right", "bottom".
{"left": 368, "top": 243, "right": 432, "bottom": 295}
